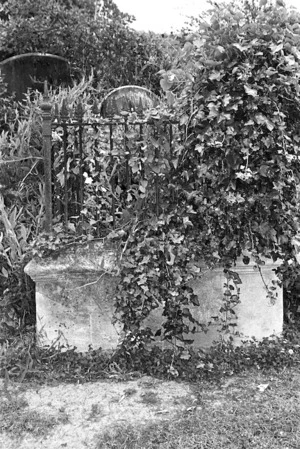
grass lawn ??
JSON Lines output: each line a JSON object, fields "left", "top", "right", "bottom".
{"left": 2, "top": 324, "right": 300, "bottom": 448}
{"left": 96, "top": 366, "right": 300, "bottom": 449}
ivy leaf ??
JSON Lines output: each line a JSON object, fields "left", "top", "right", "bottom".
{"left": 166, "top": 247, "right": 176, "bottom": 266}
{"left": 183, "top": 217, "right": 193, "bottom": 227}
{"left": 209, "top": 71, "right": 223, "bottom": 81}
{"left": 139, "top": 180, "right": 148, "bottom": 193}
{"left": 166, "top": 91, "right": 176, "bottom": 107}
{"left": 180, "top": 350, "right": 191, "bottom": 360}
{"left": 259, "top": 164, "right": 269, "bottom": 177}
{"left": 244, "top": 85, "right": 258, "bottom": 97}
{"left": 172, "top": 158, "right": 179, "bottom": 169}
{"left": 223, "top": 94, "right": 231, "bottom": 107}
{"left": 67, "top": 222, "right": 76, "bottom": 232}
{"left": 207, "top": 103, "right": 219, "bottom": 118}
{"left": 226, "top": 151, "right": 242, "bottom": 169}
{"left": 1, "top": 267, "right": 8, "bottom": 278}
{"left": 242, "top": 256, "right": 250, "bottom": 265}
{"left": 254, "top": 114, "right": 274, "bottom": 130}
{"left": 229, "top": 271, "right": 242, "bottom": 285}
{"left": 205, "top": 59, "right": 222, "bottom": 67}
{"left": 57, "top": 170, "right": 65, "bottom": 187}
{"left": 194, "top": 38, "right": 206, "bottom": 48}
{"left": 211, "top": 19, "right": 220, "bottom": 30}
{"left": 190, "top": 295, "right": 200, "bottom": 306}
{"left": 160, "top": 75, "right": 173, "bottom": 92}
{"left": 182, "top": 308, "right": 191, "bottom": 317}
{"left": 150, "top": 136, "right": 159, "bottom": 148}
{"left": 180, "top": 114, "right": 189, "bottom": 126}
{"left": 269, "top": 42, "right": 283, "bottom": 53}
{"left": 232, "top": 43, "right": 249, "bottom": 52}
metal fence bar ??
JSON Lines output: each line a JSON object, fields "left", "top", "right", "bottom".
{"left": 124, "top": 117, "right": 131, "bottom": 190}
{"left": 62, "top": 124, "right": 68, "bottom": 225}
{"left": 41, "top": 82, "right": 53, "bottom": 233}
{"left": 169, "top": 123, "right": 173, "bottom": 159}
{"left": 109, "top": 122, "right": 116, "bottom": 227}
{"left": 75, "top": 103, "right": 84, "bottom": 219}
{"left": 78, "top": 125, "right": 84, "bottom": 215}
{"left": 60, "top": 99, "right": 69, "bottom": 226}
{"left": 46, "top": 99, "right": 181, "bottom": 234}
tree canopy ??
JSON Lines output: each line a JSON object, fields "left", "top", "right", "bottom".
{"left": 0, "top": 0, "right": 177, "bottom": 92}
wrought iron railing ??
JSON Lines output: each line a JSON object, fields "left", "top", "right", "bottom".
{"left": 40, "top": 87, "right": 181, "bottom": 236}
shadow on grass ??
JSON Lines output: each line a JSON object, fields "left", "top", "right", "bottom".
{"left": 95, "top": 367, "right": 300, "bottom": 449}
{"left": 0, "top": 395, "right": 69, "bottom": 439}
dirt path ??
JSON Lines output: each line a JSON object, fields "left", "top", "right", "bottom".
{"left": 0, "top": 376, "right": 197, "bottom": 449}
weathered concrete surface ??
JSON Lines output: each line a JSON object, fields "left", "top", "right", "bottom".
{"left": 144, "top": 258, "right": 283, "bottom": 348}
{"left": 25, "top": 243, "right": 283, "bottom": 352}
{"left": 232, "top": 258, "right": 283, "bottom": 344}
{"left": 25, "top": 241, "right": 122, "bottom": 352}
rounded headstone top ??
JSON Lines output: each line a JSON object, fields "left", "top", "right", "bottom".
{"left": 0, "top": 53, "right": 73, "bottom": 101}
{"left": 100, "top": 85, "right": 159, "bottom": 118}
{"left": 0, "top": 53, "right": 69, "bottom": 64}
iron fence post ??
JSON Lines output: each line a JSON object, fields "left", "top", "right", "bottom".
{"left": 40, "top": 81, "right": 53, "bottom": 233}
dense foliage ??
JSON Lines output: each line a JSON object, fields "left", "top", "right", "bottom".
{"left": 0, "top": 0, "right": 178, "bottom": 93}
{"left": 0, "top": 80, "right": 41, "bottom": 328}
{"left": 161, "top": 0, "right": 300, "bottom": 260}
{"left": 111, "top": 0, "right": 300, "bottom": 349}
{"left": 2, "top": 323, "right": 300, "bottom": 383}
{"left": 2, "top": 0, "right": 300, "bottom": 367}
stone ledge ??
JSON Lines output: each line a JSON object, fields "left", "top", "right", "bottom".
{"left": 25, "top": 240, "right": 120, "bottom": 281}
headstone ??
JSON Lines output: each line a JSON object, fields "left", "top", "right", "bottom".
{"left": 100, "top": 85, "right": 159, "bottom": 117}
{"left": 0, "top": 53, "right": 74, "bottom": 101}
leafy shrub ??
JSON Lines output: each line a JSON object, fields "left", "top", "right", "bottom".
{"left": 4, "top": 0, "right": 300, "bottom": 353}
{"left": 2, "top": 323, "right": 300, "bottom": 384}
{"left": 0, "top": 0, "right": 179, "bottom": 93}
{"left": 161, "top": 0, "right": 300, "bottom": 260}
{"left": 104, "top": 0, "right": 300, "bottom": 350}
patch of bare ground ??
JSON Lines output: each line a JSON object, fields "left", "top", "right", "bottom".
{"left": 1, "top": 367, "right": 300, "bottom": 449}
{"left": 0, "top": 376, "right": 195, "bottom": 449}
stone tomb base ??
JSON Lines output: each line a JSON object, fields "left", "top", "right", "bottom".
{"left": 25, "top": 242, "right": 283, "bottom": 352}
{"left": 25, "top": 241, "right": 122, "bottom": 352}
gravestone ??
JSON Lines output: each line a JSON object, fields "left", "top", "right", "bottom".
{"left": 0, "top": 53, "right": 73, "bottom": 101}
{"left": 100, "top": 85, "right": 159, "bottom": 117}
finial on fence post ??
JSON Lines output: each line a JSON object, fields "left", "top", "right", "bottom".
{"left": 40, "top": 79, "right": 53, "bottom": 233}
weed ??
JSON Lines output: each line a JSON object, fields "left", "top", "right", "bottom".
{"left": 124, "top": 387, "right": 137, "bottom": 397}
{"left": 96, "top": 422, "right": 171, "bottom": 449}
{"left": 2, "top": 321, "right": 300, "bottom": 386}
{"left": 140, "top": 391, "right": 160, "bottom": 406}
{"left": 87, "top": 403, "right": 103, "bottom": 421}
{"left": 1, "top": 396, "right": 56, "bottom": 438}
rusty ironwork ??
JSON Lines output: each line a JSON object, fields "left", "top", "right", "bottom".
{"left": 40, "top": 81, "right": 52, "bottom": 233}
{"left": 41, "top": 93, "right": 180, "bottom": 236}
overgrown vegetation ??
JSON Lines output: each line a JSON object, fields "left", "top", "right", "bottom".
{"left": 2, "top": 0, "right": 300, "bottom": 384}
{"left": 111, "top": 0, "right": 300, "bottom": 350}
{"left": 1, "top": 322, "right": 300, "bottom": 384}
{"left": 0, "top": 0, "right": 179, "bottom": 93}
